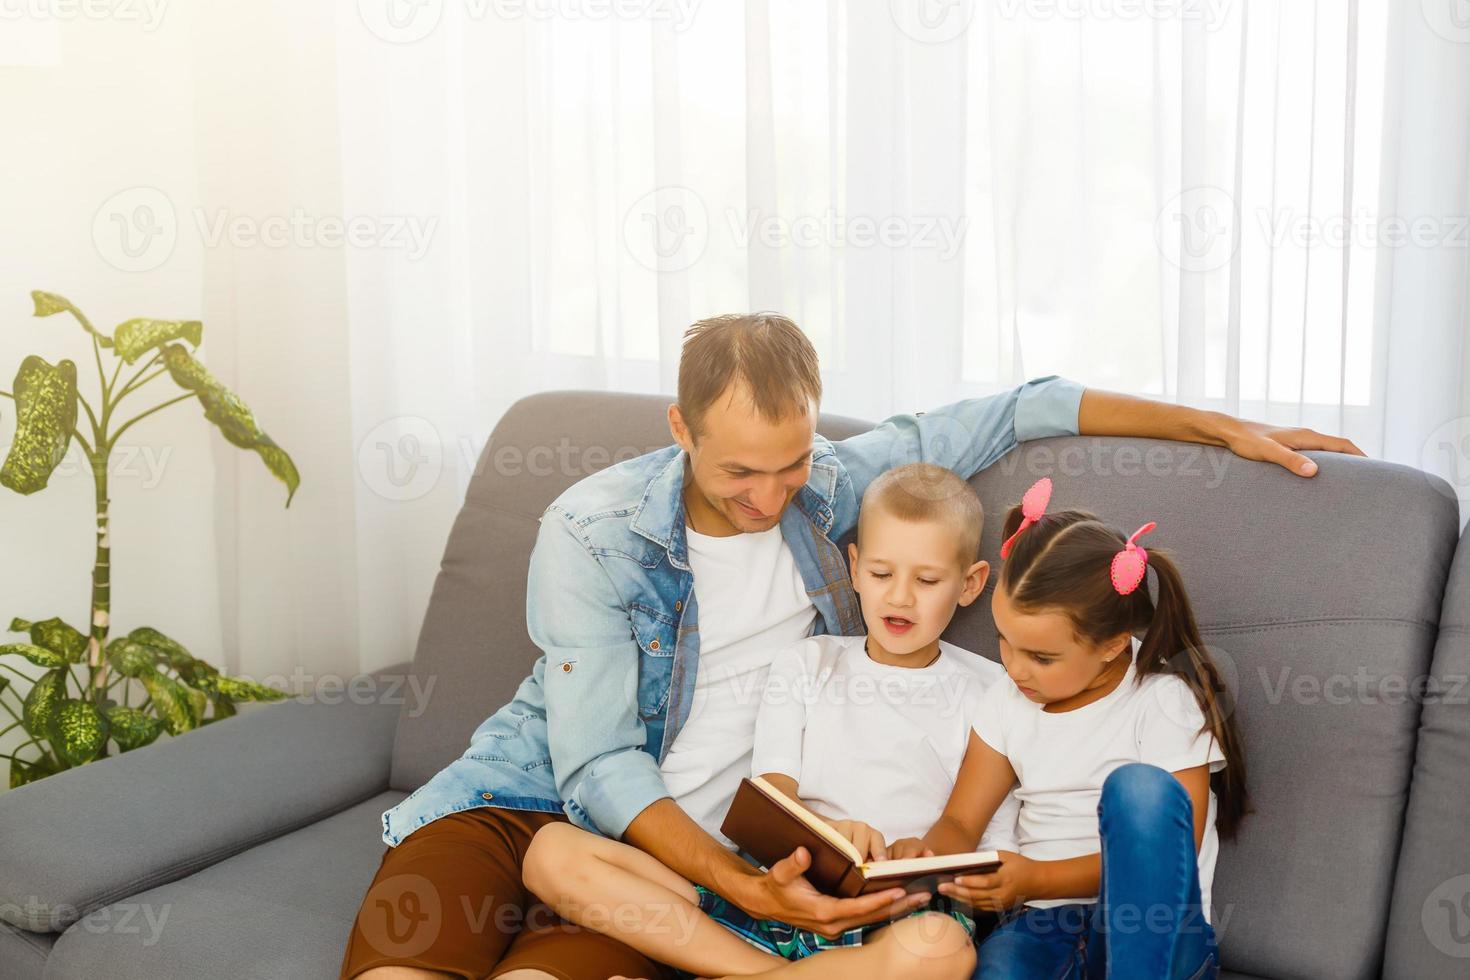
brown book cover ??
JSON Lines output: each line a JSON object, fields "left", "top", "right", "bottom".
{"left": 720, "top": 776, "right": 1002, "bottom": 898}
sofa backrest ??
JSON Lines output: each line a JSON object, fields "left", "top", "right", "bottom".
{"left": 393, "top": 390, "right": 1463, "bottom": 979}
{"left": 1385, "top": 522, "right": 1470, "bottom": 979}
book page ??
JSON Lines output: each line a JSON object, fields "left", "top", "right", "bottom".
{"left": 749, "top": 775, "right": 864, "bottom": 865}
{"left": 861, "top": 850, "right": 1001, "bottom": 877}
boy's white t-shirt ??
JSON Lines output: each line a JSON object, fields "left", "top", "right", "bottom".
{"left": 751, "top": 633, "right": 1021, "bottom": 850}
{"left": 972, "top": 637, "right": 1227, "bottom": 920}
{"left": 658, "top": 524, "right": 818, "bottom": 842}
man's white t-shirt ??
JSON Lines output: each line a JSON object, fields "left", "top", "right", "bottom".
{"left": 751, "top": 633, "right": 1020, "bottom": 851}
{"left": 658, "top": 524, "right": 818, "bottom": 843}
{"left": 972, "top": 638, "right": 1227, "bottom": 920}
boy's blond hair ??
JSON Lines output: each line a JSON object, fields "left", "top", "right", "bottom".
{"left": 857, "top": 463, "right": 984, "bottom": 568}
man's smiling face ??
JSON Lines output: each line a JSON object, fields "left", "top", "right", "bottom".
{"left": 669, "top": 381, "right": 816, "bottom": 535}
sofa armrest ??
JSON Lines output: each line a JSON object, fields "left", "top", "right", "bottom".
{"left": 0, "top": 672, "right": 404, "bottom": 932}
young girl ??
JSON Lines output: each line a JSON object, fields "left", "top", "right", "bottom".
{"left": 888, "top": 476, "right": 1248, "bottom": 979}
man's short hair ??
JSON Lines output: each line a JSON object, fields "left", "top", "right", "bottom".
{"left": 677, "top": 313, "right": 822, "bottom": 439}
{"left": 858, "top": 463, "right": 985, "bottom": 568}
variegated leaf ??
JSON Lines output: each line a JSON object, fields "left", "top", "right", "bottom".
{"left": 48, "top": 699, "right": 109, "bottom": 766}
{"left": 21, "top": 617, "right": 88, "bottom": 663}
{"left": 105, "top": 705, "right": 163, "bottom": 752}
{"left": 190, "top": 672, "right": 284, "bottom": 702}
{"left": 21, "top": 668, "right": 67, "bottom": 735}
{"left": 1, "top": 643, "right": 67, "bottom": 669}
{"left": 125, "top": 626, "right": 195, "bottom": 669}
{"left": 0, "top": 356, "right": 78, "bottom": 495}
{"left": 160, "top": 345, "right": 299, "bottom": 506}
{"left": 113, "top": 318, "right": 203, "bottom": 364}
{"left": 106, "top": 637, "right": 158, "bottom": 678}
{"left": 30, "top": 291, "right": 113, "bottom": 347}
{"left": 141, "top": 670, "right": 198, "bottom": 735}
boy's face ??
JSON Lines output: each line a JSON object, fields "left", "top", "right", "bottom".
{"left": 847, "top": 510, "right": 988, "bottom": 659}
{"left": 669, "top": 382, "right": 815, "bottom": 535}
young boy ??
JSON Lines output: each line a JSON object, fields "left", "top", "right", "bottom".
{"left": 523, "top": 463, "right": 1017, "bottom": 979}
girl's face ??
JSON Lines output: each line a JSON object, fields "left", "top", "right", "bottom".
{"left": 991, "top": 582, "right": 1131, "bottom": 707}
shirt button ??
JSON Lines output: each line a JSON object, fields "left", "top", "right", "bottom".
{"left": 649, "top": 639, "right": 660, "bottom": 651}
{"left": 481, "top": 792, "right": 494, "bottom": 801}
{"left": 675, "top": 600, "right": 682, "bottom": 611}
{"left": 561, "top": 662, "right": 573, "bottom": 673}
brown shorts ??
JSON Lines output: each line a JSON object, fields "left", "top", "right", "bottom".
{"left": 340, "top": 806, "right": 678, "bottom": 980}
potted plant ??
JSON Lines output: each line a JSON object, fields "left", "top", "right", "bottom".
{"left": 0, "top": 291, "right": 296, "bottom": 787}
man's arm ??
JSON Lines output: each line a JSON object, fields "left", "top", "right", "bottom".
{"left": 1077, "top": 388, "right": 1366, "bottom": 476}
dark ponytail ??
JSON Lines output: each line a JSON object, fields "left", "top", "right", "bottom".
{"left": 998, "top": 503, "right": 1250, "bottom": 838}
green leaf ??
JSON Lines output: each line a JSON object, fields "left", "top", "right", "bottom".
{"left": 1, "top": 643, "right": 68, "bottom": 669}
{"left": 106, "top": 637, "right": 160, "bottom": 678}
{"left": 0, "top": 356, "right": 78, "bottom": 495}
{"left": 113, "top": 318, "right": 203, "bottom": 364}
{"left": 159, "top": 345, "right": 299, "bottom": 506}
{"left": 8, "top": 754, "right": 58, "bottom": 789}
{"left": 141, "top": 671, "right": 198, "bottom": 735}
{"left": 47, "top": 699, "right": 109, "bottom": 766}
{"left": 105, "top": 705, "right": 163, "bottom": 752}
{"left": 0, "top": 676, "right": 8, "bottom": 696}
{"left": 208, "top": 695, "right": 237, "bottom": 722}
{"left": 21, "top": 668, "right": 67, "bottom": 735}
{"left": 30, "top": 291, "right": 113, "bottom": 347}
{"left": 189, "top": 672, "right": 284, "bottom": 702}
{"left": 124, "top": 626, "right": 195, "bottom": 669}
{"left": 23, "top": 617, "right": 88, "bottom": 663}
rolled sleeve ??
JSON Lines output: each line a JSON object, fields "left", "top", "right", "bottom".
{"left": 528, "top": 508, "right": 672, "bottom": 839}
{"left": 1013, "top": 375, "right": 1086, "bottom": 443}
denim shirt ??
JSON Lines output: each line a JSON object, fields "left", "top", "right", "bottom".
{"left": 381, "top": 376, "right": 1085, "bottom": 845}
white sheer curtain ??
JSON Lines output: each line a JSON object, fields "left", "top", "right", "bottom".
{"left": 6, "top": 2, "right": 1463, "bottom": 693}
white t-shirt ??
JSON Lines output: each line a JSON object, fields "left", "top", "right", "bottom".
{"left": 751, "top": 633, "right": 1020, "bottom": 850}
{"left": 658, "top": 524, "right": 818, "bottom": 842}
{"left": 972, "top": 637, "right": 1227, "bottom": 920}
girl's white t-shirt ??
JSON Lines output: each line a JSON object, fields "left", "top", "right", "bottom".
{"left": 751, "top": 633, "right": 1021, "bottom": 850}
{"left": 973, "top": 637, "right": 1227, "bottom": 920}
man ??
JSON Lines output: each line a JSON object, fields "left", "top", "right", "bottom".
{"left": 341, "top": 313, "right": 1362, "bottom": 980}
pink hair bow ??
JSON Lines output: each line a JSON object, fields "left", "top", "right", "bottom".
{"left": 999, "top": 477, "right": 1052, "bottom": 559}
{"left": 1110, "top": 522, "right": 1157, "bottom": 596}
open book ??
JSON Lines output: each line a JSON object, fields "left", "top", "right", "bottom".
{"left": 720, "top": 776, "right": 1002, "bottom": 898}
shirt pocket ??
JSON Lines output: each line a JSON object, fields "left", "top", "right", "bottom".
{"left": 629, "top": 603, "right": 675, "bottom": 720}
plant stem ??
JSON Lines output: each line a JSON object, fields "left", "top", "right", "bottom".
{"left": 0, "top": 661, "right": 37, "bottom": 685}
{"left": 0, "top": 694, "right": 23, "bottom": 724}
{"left": 107, "top": 393, "right": 194, "bottom": 449}
{"left": 86, "top": 447, "right": 112, "bottom": 697}
{"left": 0, "top": 721, "right": 21, "bottom": 738}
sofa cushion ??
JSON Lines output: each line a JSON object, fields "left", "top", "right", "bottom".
{"left": 42, "top": 791, "right": 405, "bottom": 980}
{"left": 1385, "top": 522, "right": 1470, "bottom": 978}
{"left": 0, "top": 920, "right": 51, "bottom": 980}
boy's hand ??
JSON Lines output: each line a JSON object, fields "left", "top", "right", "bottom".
{"left": 827, "top": 819, "right": 888, "bottom": 861}
{"left": 938, "top": 850, "right": 1032, "bottom": 911}
{"left": 887, "top": 837, "right": 935, "bottom": 861}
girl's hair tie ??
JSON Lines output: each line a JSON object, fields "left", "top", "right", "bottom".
{"left": 1110, "top": 521, "right": 1157, "bottom": 595}
{"left": 999, "top": 477, "right": 1052, "bottom": 559}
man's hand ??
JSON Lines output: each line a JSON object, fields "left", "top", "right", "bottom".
{"left": 937, "top": 850, "right": 1033, "bottom": 912}
{"left": 732, "top": 846, "right": 929, "bottom": 939}
{"left": 826, "top": 819, "right": 888, "bottom": 861}
{"left": 1214, "top": 416, "right": 1366, "bottom": 477}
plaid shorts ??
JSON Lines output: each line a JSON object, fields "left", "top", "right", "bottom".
{"left": 692, "top": 885, "right": 975, "bottom": 961}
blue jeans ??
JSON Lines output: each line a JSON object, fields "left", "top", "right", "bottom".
{"left": 974, "top": 764, "right": 1220, "bottom": 980}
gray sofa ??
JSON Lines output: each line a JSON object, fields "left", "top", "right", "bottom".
{"left": 2, "top": 390, "right": 1467, "bottom": 979}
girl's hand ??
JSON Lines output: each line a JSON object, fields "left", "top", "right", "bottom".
{"left": 886, "top": 837, "right": 935, "bottom": 861}
{"left": 827, "top": 819, "right": 888, "bottom": 861}
{"left": 938, "top": 850, "right": 1035, "bottom": 911}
